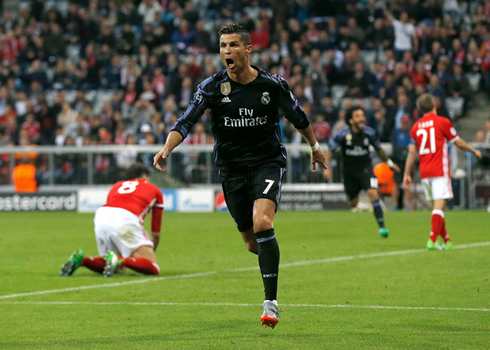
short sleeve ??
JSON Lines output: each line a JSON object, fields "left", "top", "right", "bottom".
{"left": 328, "top": 131, "right": 342, "bottom": 152}
{"left": 442, "top": 119, "right": 459, "bottom": 143}
{"left": 367, "top": 129, "right": 381, "bottom": 150}
{"left": 392, "top": 20, "right": 402, "bottom": 31}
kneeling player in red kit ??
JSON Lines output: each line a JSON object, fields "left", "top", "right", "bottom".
{"left": 60, "top": 163, "right": 163, "bottom": 277}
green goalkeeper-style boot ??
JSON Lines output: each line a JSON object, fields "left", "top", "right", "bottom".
{"left": 426, "top": 239, "right": 437, "bottom": 250}
{"left": 103, "top": 251, "right": 122, "bottom": 277}
{"left": 444, "top": 241, "right": 453, "bottom": 250}
{"left": 379, "top": 227, "right": 389, "bottom": 238}
{"left": 60, "top": 249, "right": 85, "bottom": 276}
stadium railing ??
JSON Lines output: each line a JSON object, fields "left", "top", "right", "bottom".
{"left": 1, "top": 143, "right": 488, "bottom": 209}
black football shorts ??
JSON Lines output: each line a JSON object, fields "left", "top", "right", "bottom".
{"left": 343, "top": 167, "right": 378, "bottom": 200}
{"left": 222, "top": 166, "right": 286, "bottom": 232}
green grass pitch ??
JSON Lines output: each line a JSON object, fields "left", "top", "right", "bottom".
{"left": 0, "top": 210, "right": 489, "bottom": 349}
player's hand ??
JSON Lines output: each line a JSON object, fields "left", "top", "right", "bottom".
{"left": 474, "top": 150, "right": 482, "bottom": 160}
{"left": 391, "top": 163, "right": 401, "bottom": 173}
{"left": 311, "top": 148, "right": 328, "bottom": 172}
{"left": 403, "top": 174, "right": 411, "bottom": 189}
{"left": 153, "top": 148, "right": 169, "bottom": 172}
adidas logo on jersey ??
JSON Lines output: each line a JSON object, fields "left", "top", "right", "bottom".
{"left": 221, "top": 97, "right": 231, "bottom": 103}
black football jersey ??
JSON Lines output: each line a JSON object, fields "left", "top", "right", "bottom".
{"left": 329, "top": 126, "right": 381, "bottom": 176}
{"left": 170, "top": 66, "right": 310, "bottom": 174}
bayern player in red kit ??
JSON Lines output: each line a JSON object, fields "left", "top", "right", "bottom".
{"left": 403, "top": 94, "right": 482, "bottom": 250}
{"left": 60, "top": 163, "right": 163, "bottom": 276}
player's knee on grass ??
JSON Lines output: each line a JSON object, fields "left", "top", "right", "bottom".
{"left": 132, "top": 245, "right": 157, "bottom": 263}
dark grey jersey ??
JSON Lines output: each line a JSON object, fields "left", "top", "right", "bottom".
{"left": 170, "top": 66, "right": 310, "bottom": 174}
{"left": 329, "top": 126, "right": 381, "bottom": 176}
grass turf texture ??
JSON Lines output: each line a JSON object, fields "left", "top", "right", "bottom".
{"left": 0, "top": 211, "right": 489, "bottom": 349}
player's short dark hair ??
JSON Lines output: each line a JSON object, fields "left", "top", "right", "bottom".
{"left": 218, "top": 23, "right": 251, "bottom": 46}
{"left": 416, "top": 94, "right": 434, "bottom": 114}
{"left": 346, "top": 105, "right": 364, "bottom": 123}
{"left": 125, "top": 163, "right": 150, "bottom": 180}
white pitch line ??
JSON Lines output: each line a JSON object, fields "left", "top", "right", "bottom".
{"left": 1, "top": 301, "right": 489, "bottom": 313}
{"left": 1, "top": 241, "right": 489, "bottom": 300}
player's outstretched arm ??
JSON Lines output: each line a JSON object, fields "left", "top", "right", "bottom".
{"left": 297, "top": 125, "right": 328, "bottom": 171}
{"left": 454, "top": 138, "right": 482, "bottom": 160}
{"left": 381, "top": 3, "right": 394, "bottom": 24}
{"left": 376, "top": 147, "right": 401, "bottom": 172}
{"left": 403, "top": 144, "right": 417, "bottom": 188}
{"left": 153, "top": 131, "right": 184, "bottom": 172}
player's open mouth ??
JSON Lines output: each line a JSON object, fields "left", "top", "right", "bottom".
{"left": 226, "top": 58, "right": 235, "bottom": 69}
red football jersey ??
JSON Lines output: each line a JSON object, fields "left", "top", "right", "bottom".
{"left": 410, "top": 112, "right": 459, "bottom": 179}
{"left": 104, "top": 179, "right": 164, "bottom": 232}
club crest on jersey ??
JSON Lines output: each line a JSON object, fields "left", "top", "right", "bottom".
{"left": 220, "top": 82, "right": 231, "bottom": 96}
{"left": 364, "top": 138, "right": 369, "bottom": 146}
{"left": 261, "top": 92, "right": 270, "bottom": 105}
{"left": 346, "top": 133, "right": 352, "bottom": 145}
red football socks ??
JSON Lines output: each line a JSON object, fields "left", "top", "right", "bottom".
{"left": 81, "top": 257, "right": 105, "bottom": 274}
{"left": 121, "top": 257, "right": 160, "bottom": 275}
{"left": 430, "top": 210, "right": 445, "bottom": 242}
{"left": 440, "top": 222, "right": 450, "bottom": 243}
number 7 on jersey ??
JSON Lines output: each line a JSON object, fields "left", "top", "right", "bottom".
{"left": 263, "top": 179, "right": 275, "bottom": 194}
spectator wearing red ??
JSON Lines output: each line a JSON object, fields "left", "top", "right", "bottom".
{"left": 2, "top": 30, "right": 20, "bottom": 65}
{"left": 20, "top": 113, "right": 40, "bottom": 144}
{"left": 312, "top": 114, "right": 331, "bottom": 143}
{"left": 250, "top": 20, "right": 270, "bottom": 50}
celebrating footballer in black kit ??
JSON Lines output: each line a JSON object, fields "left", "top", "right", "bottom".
{"left": 154, "top": 23, "right": 328, "bottom": 328}
{"left": 325, "top": 106, "right": 400, "bottom": 238}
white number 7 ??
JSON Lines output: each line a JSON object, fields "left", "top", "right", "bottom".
{"left": 263, "top": 179, "right": 275, "bottom": 194}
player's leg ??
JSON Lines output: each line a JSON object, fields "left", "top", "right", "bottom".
{"left": 222, "top": 177, "right": 256, "bottom": 253}
{"left": 344, "top": 175, "right": 361, "bottom": 211}
{"left": 104, "top": 214, "right": 157, "bottom": 276}
{"left": 427, "top": 177, "right": 452, "bottom": 250}
{"left": 60, "top": 249, "right": 107, "bottom": 276}
{"left": 423, "top": 179, "right": 438, "bottom": 249}
{"left": 251, "top": 167, "right": 285, "bottom": 328}
{"left": 119, "top": 245, "right": 160, "bottom": 275}
{"left": 253, "top": 198, "right": 280, "bottom": 328}
{"left": 240, "top": 227, "right": 258, "bottom": 254}
{"left": 349, "top": 197, "right": 359, "bottom": 210}
{"left": 61, "top": 210, "right": 112, "bottom": 276}
{"left": 363, "top": 171, "right": 389, "bottom": 238}
{"left": 366, "top": 188, "right": 388, "bottom": 237}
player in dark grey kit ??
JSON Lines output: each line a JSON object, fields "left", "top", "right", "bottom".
{"left": 325, "top": 106, "right": 400, "bottom": 238}
{"left": 153, "top": 24, "right": 327, "bottom": 328}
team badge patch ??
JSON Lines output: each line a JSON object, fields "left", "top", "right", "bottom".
{"left": 194, "top": 92, "right": 204, "bottom": 104}
{"left": 364, "top": 138, "right": 369, "bottom": 146}
{"left": 220, "top": 82, "right": 231, "bottom": 96}
{"left": 261, "top": 92, "right": 270, "bottom": 105}
{"left": 346, "top": 133, "right": 352, "bottom": 145}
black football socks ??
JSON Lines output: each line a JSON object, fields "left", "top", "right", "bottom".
{"left": 255, "top": 228, "right": 280, "bottom": 301}
{"left": 372, "top": 200, "right": 385, "bottom": 228}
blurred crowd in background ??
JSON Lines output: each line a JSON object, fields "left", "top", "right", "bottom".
{"left": 0, "top": 0, "right": 489, "bottom": 185}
